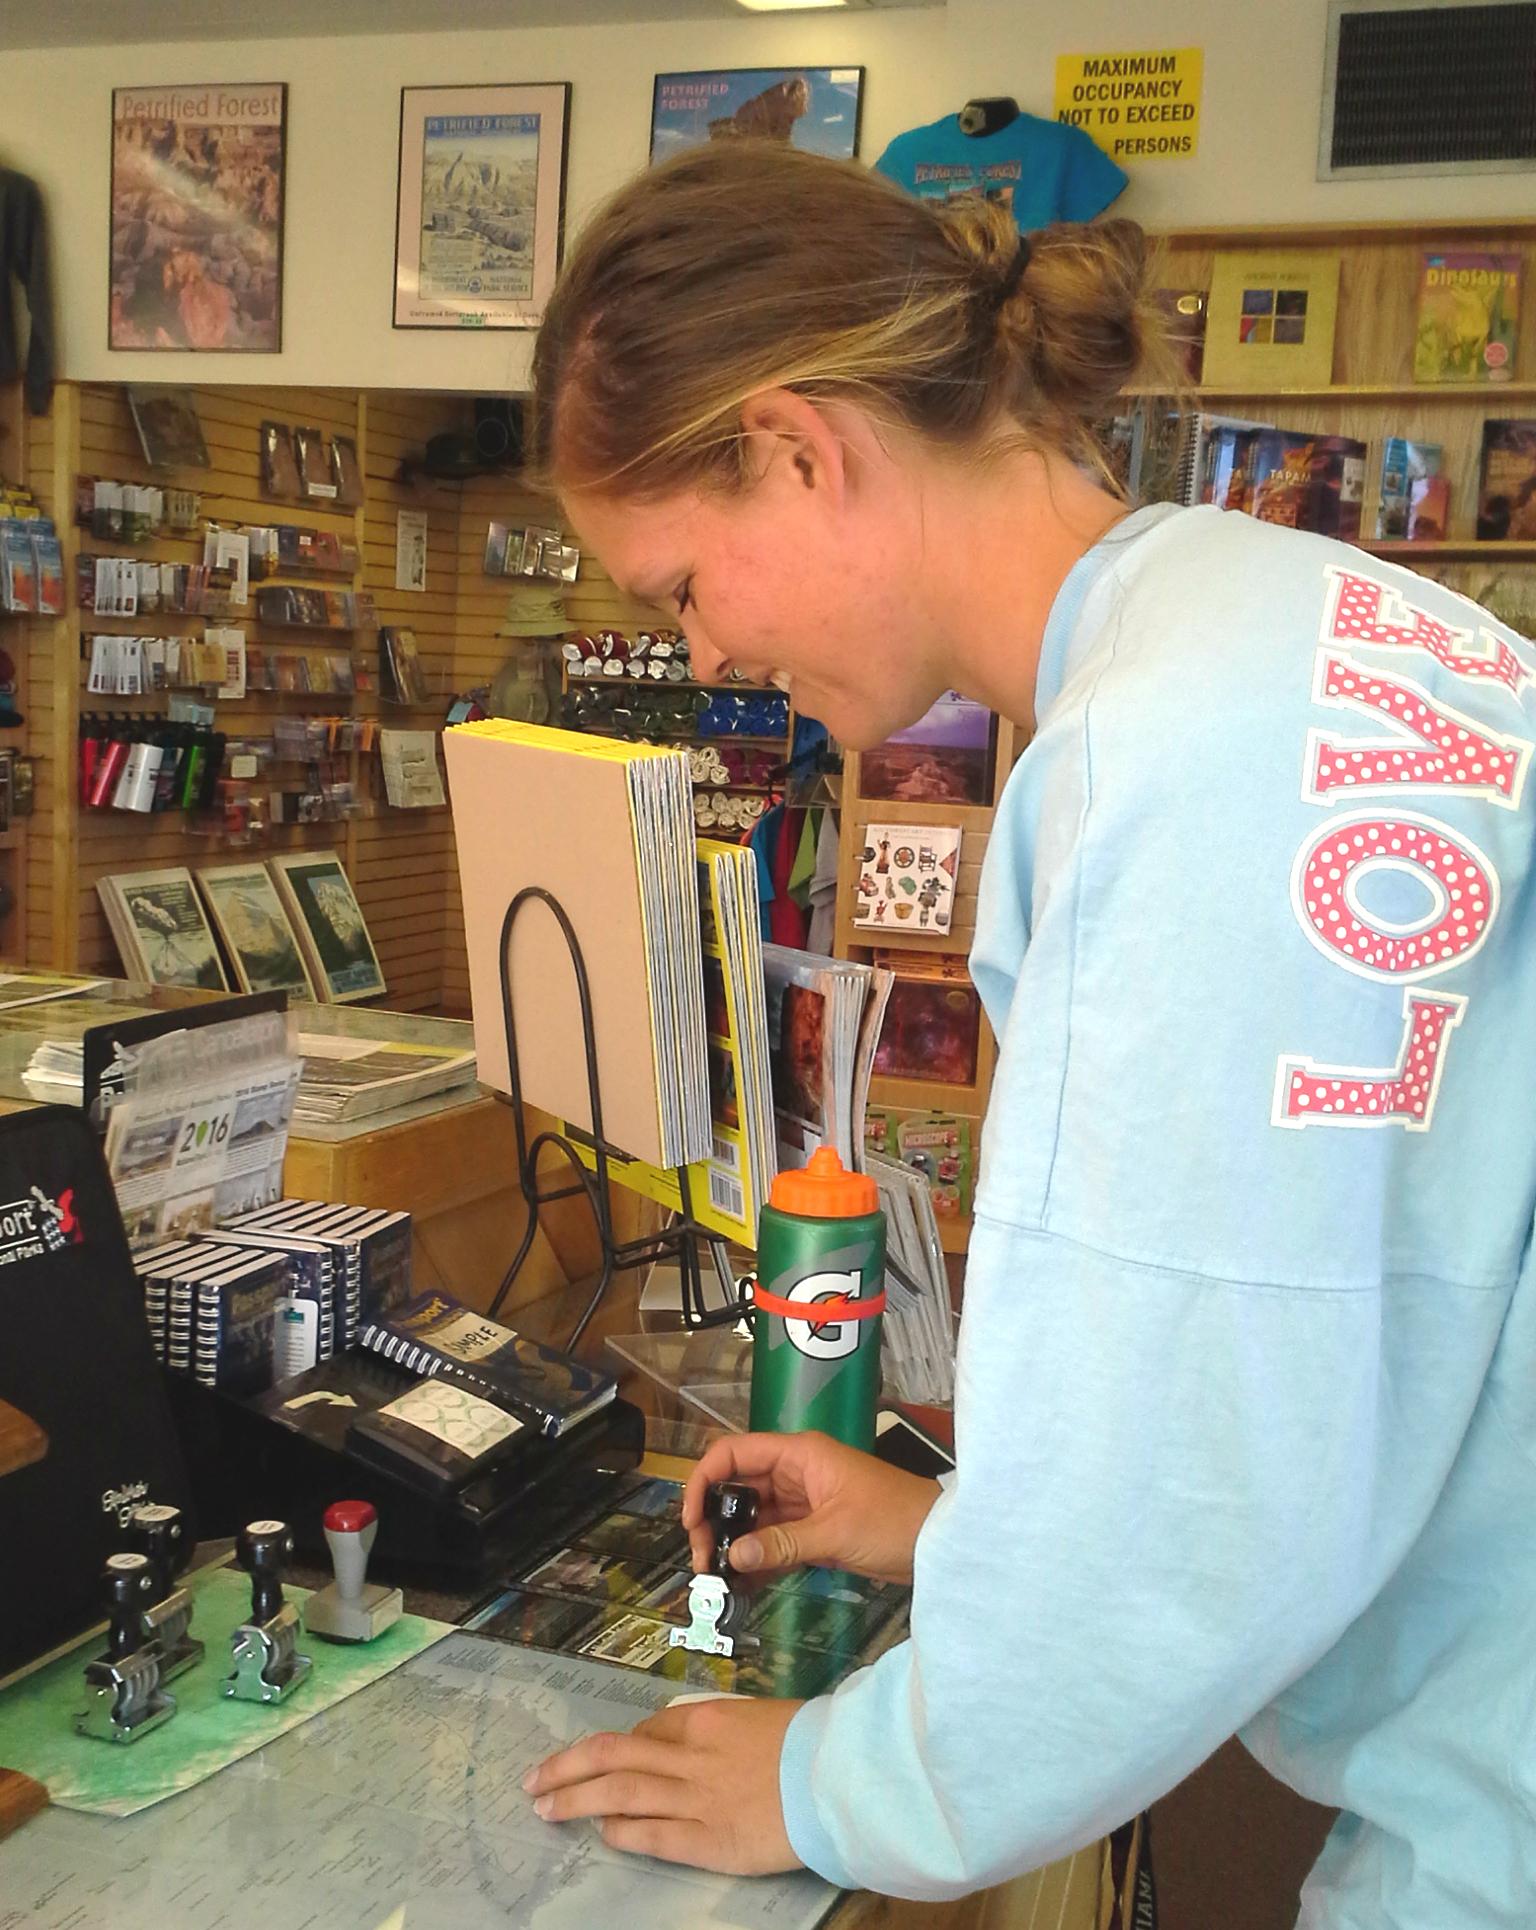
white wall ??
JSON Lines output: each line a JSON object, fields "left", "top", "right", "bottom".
{"left": 951, "top": 0, "right": 1536, "bottom": 231}
{"left": 2, "top": 0, "right": 1531, "bottom": 393}
{"left": 0, "top": 11, "right": 952, "bottom": 393}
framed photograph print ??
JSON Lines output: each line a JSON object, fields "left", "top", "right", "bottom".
{"left": 267, "top": 852, "right": 385, "bottom": 1004}
{"left": 394, "top": 82, "right": 571, "bottom": 330}
{"left": 110, "top": 84, "right": 287, "bottom": 351}
{"left": 650, "top": 68, "right": 864, "bottom": 164}
{"left": 195, "top": 863, "right": 315, "bottom": 998}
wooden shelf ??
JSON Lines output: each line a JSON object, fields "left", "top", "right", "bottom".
{"left": 1362, "top": 540, "right": 1536, "bottom": 560}
{"left": 1151, "top": 216, "right": 1536, "bottom": 248}
{"left": 937, "top": 1214, "right": 971, "bottom": 1257}
{"left": 1126, "top": 383, "right": 1536, "bottom": 404}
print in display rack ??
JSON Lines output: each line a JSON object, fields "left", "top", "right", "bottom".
{"left": 488, "top": 883, "right": 746, "bottom": 1345}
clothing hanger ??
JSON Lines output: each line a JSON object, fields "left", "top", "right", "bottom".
{"left": 958, "top": 96, "right": 1021, "bottom": 137}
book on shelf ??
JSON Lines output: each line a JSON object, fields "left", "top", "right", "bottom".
{"left": 870, "top": 953, "right": 981, "bottom": 1088}
{"left": 1476, "top": 419, "right": 1536, "bottom": 542}
{"left": 851, "top": 823, "right": 963, "bottom": 937}
{"left": 380, "top": 626, "right": 431, "bottom": 705}
{"left": 127, "top": 387, "right": 211, "bottom": 469}
{"left": 1153, "top": 287, "right": 1208, "bottom": 383}
{"left": 761, "top": 946, "right": 892, "bottom": 1173}
{"left": 195, "top": 862, "right": 316, "bottom": 998}
{"left": 858, "top": 691, "right": 997, "bottom": 807}
{"left": 267, "top": 851, "right": 386, "bottom": 1005}
{"left": 567, "top": 838, "right": 776, "bottom": 1243}
{"left": 1375, "top": 437, "right": 1446, "bottom": 542}
{"left": 1184, "top": 419, "right": 1367, "bottom": 540}
{"left": 1201, "top": 250, "right": 1341, "bottom": 392}
{"left": 1414, "top": 251, "right": 1522, "bottom": 385}
{"left": 1247, "top": 430, "right": 1368, "bottom": 540}
{"left": 97, "top": 867, "right": 230, "bottom": 991}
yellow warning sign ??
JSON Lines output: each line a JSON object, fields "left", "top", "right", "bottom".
{"left": 1054, "top": 46, "right": 1203, "bottom": 163}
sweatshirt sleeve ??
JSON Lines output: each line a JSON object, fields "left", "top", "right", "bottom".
{"left": 780, "top": 1216, "right": 1451, "bottom": 1897}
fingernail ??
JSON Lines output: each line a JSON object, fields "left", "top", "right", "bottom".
{"left": 534, "top": 1796, "right": 554, "bottom": 1819}
{"left": 522, "top": 1771, "right": 538, "bottom": 1793}
{"left": 732, "top": 1534, "right": 761, "bottom": 1570}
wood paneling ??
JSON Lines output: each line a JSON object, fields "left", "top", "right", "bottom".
{"left": 439, "top": 470, "right": 644, "bottom": 1014}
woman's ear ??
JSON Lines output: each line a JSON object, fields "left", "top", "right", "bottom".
{"left": 738, "top": 388, "right": 849, "bottom": 508}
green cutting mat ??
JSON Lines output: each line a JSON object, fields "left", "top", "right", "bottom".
{"left": 0, "top": 1565, "right": 450, "bottom": 1816}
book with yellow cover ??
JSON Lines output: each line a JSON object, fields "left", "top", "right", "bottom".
{"left": 1414, "top": 251, "right": 1521, "bottom": 385}
{"left": 571, "top": 839, "right": 773, "bottom": 1244}
{"left": 1201, "top": 250, "right": 1341, "bottom": 392}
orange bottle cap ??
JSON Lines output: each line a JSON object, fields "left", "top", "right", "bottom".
{"left": 768, "top": 1146, "right": 879, "bottom": 1219}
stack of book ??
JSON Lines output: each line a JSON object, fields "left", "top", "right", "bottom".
{"left": 444, "top": 720, "right": 713, "bottom": 1173}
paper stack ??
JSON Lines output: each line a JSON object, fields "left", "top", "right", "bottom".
{"left": 869, "top": 1152, "right": 956, "bottom": 1406}
{"left": 443, "top": 719, "right": 712, "bottom": 1172}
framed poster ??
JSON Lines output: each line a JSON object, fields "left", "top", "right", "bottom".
{"left": 650, "top": 68, "right": 865, "bottom": 163}
{"left": 394, "top": 82, "right": 571, "bottom": 331}
{"left": 110, "top": 84, "right": 286, "bottom": 352}
{"left": 267, "top": 852, "right": 385, "bottom": 1004}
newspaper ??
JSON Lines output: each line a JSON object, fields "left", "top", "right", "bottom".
{"left": 292, "top": 1031, "right": 477, "bottom": 1124}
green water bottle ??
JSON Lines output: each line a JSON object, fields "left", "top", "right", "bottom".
{"left": 749, "top": 1147, "right": 886, "bottom": 1451}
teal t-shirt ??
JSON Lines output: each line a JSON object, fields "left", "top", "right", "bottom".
{"left": 781, "top": 504, "right": 1536, "bottom": 1925}
{"left": 873, "top": 111, "right": 1127, "bottom": 230}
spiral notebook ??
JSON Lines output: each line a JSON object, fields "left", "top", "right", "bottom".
{"left": 443, "top": 720, "right": 711, "bottom": 1171}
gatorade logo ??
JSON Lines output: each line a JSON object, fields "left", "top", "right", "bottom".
{"left": 783, "top": 1268, "right": 862, "bottom": 1362}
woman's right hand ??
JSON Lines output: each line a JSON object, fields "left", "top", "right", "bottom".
{"left": 681, "top": 1431, "right": 941, "bottom": 1587}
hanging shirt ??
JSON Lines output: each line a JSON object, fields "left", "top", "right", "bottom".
{"left": 873, "top": 112, "right": 1126, "bottom": 232}
{"left": 748, "top": 806, "right": 781, "bottom": 942}
{"left": 780, "top": 502, "right": 1536, "bottom": 1926}
{"left": 768, "top": 804, "right": 809, "bottom": 948}
{"left": 0, "top": 170, "right": 55, "bottom": 415}
{"left": 806, "top": 809, "right": 841, "bottom": 956}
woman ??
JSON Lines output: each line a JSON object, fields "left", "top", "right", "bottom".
{"left": 523, "top": 143, "right": 1536, "bottom": 1925}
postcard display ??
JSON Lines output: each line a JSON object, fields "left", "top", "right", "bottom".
{"left": 0, "top": 350, "right": 478, "bottom": 1007}
{"left": 835, "top": 691, "right": 1015, "bottom": 1242}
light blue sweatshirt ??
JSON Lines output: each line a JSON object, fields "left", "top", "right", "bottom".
{"left": 779, "top": 503, "right": 1536, "bottom": 1925}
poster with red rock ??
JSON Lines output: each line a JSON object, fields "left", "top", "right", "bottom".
{"left": 110, "top": 84, "right": 286, "bottom": 352}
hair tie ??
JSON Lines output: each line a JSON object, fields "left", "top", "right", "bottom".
{"left": 994, "top": 237, "right": 1030, "bottom": 308}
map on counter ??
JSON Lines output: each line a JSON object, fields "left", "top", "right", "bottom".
{"left": 0, "top": 1634, "right": 839, "bottom": 1930}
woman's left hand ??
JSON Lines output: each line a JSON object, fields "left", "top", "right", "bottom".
{"left": 524, "top": 1694, "right": 805, "bottom": 1874}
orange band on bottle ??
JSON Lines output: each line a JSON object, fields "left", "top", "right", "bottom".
{"left": 750, "top": 1286, "right": 887, "bottom": 1327}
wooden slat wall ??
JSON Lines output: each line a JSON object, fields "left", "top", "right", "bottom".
{"left": 359, "top": 390, "right": 466, "bottom": 1012}
{"left": 441, "top": 472, "right": 645, "bottom": 1013}
{"left": 11, "top": 381, "right": 473, "bottom": 1011}
{"left": 67, "top": 383, "right": 377, "bottom": 981}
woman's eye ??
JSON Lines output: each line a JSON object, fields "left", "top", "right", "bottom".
{"left": 674, "top": 579, "right": 693, "bottom": 616}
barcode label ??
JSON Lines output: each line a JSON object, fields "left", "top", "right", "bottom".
{"left": 711, "top": 1134, "right": 741, "bottom": 1174}
{"left": 709, "top": 1170, "right": 745, "bottom": 1221}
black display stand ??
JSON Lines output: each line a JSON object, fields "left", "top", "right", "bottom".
{"left": 487, "top": 887, "right": 744, "bottom": 1348}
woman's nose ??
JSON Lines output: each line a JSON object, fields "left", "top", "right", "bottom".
{"left": 686, "top": 630, "right": 730, "bottom": 682}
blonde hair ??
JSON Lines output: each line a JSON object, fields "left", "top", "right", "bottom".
{"left": 531, "top": 141, "right": 1170, "bottom": 497}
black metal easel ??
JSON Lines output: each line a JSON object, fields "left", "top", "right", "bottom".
{"left": 486, "top": 886, "right": 747, "bottom": 1349}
